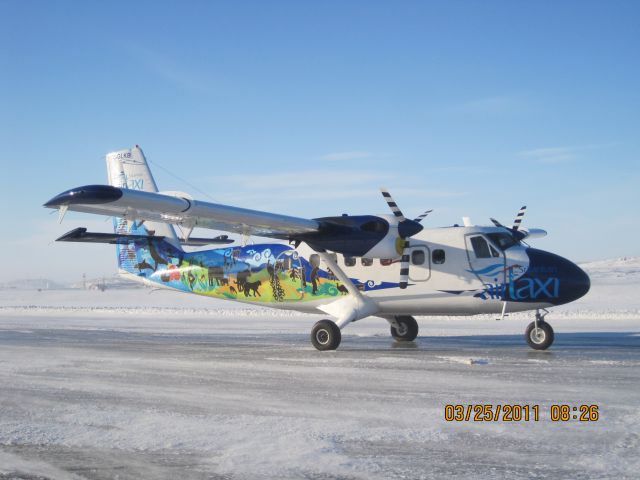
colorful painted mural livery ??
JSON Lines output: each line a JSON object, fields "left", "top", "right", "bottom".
{"left": 115, "top": 219, "right": 397, "bottom": 303}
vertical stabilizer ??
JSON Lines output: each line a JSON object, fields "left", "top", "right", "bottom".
{"left": 105, "top": 146, "right": 182, "bottom": 260}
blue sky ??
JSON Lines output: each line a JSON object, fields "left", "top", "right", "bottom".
{"left": 1, "top": 1, "right": 638, "bottom": 281}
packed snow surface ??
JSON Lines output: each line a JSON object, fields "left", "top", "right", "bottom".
{"left": 0, "top": 257, "right": 639, "bottom": 479}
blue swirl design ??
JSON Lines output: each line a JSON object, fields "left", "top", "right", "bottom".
{"left": 466, "top": 263, "right": 505, "bottom": 276}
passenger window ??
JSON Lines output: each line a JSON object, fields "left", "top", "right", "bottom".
{"left": 361, "top": 258, "right": 373, "bottom": 267}
{"left": 344, "top": 256, "right": 356, "bottom": 267}
{"left": 411, "top": 249, "right": 425, "bottom": 265}
{"left": 489, "top": 244, "right": 500, "bottom": 258}
{"left": 380, "top": 259, "right": 394, "bottom": 266}
{"left": 470, "top": 236, "right": 491, "bottom": 259}
{"left": 432, "top": 249, "right": 445, "bottom": 264}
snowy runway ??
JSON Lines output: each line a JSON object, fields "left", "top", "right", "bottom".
{"left": 1, "top": 303, "right": 639, "bottom": 479}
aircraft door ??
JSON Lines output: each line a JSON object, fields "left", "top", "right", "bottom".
{"left": 465, "top": 235, "right": 506, "bottom": 284}
{"left": 408, "top": 246, "right": 431, "bottom": 282}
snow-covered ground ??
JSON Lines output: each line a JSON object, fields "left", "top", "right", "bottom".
{"left": 0, "top": 258, "right": 639, "bottom": 479}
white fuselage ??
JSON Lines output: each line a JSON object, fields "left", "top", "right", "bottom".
{"left": 288, "top": 225, "right": 542, "bottom": 316}
{"left": 120, "top": 224, "right": 547, "bottom": 318}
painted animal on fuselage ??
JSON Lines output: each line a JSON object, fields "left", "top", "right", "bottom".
{"left": 243, "top": 280, "right": 262, "bottom": 297}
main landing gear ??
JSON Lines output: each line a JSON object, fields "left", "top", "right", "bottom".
{"left": 310, "top": 315, "right": 420, "bottom": 351}
{"left": 390, "top": 315, "right": 419, "bottom": 342}
{"left": 311, "top": 320, "right": 342, "bottom": 351}
{"left": 525, "top": 309, "right": 555, "bottom": 350}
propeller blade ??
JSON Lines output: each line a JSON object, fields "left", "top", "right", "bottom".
{"left": 490, "top": 217, "right": 505, "bottom": 228}
{"left": 512, "top": 206, "right": 527, "bottom": 231}
{"left": 414, "top": 209, "right": 433, "bottom": 223}
{"left": 380, "top": 188, "right": 406, "bottom": 222}
{"left": 399, "top": 240, "right": 410, "bottom": 289}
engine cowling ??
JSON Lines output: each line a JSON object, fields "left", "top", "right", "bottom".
{"left": 296, "top": 214, "right": 418, "bottom": 259}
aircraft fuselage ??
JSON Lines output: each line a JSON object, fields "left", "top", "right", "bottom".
{"left": 119, "top": 224, "right": 590, "bottom": 317}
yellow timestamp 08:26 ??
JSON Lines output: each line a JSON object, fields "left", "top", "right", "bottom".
{"left": 444, "top": 404, "right": 600, "bottom": 422}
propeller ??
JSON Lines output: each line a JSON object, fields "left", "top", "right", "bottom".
{"left": 380, "top": 188, "right": 428, "bottom": 289}
{"left": 490, "top": 206, "right": 527, "bottom": 240}
{"left": 511, "top": 205, "right": 526, "bottom": 231}
{"left": 414, "top": 209, "right": 433, "bottom": 223}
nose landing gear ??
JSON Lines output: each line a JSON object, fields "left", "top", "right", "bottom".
{"left": 525, "top": 309, "right": 554, "bottom": 350}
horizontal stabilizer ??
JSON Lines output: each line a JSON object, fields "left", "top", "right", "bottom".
{"left": 57, "top": 228, "right": 235, "bottom": 246}
{"left": 56, "top": 227, "right": 165, "bottom": 244}
{"left": 180, "top": 235, "right": 234, "bottom": 246}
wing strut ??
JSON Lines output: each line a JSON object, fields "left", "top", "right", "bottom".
{"left": 316, "top": 251, "right": 379, "bottom": 329}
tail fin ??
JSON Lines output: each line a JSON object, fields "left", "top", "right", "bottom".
{"left": 105, "top": 145, "right": 183, "bottom": 273}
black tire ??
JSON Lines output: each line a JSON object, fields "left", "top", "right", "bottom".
{"left": 311, "top": 320, "right": 341, "bottom": 351}
{"left": 525, "top": 321, "right": 554, "bottom": 350}
{"left": 390, "top": 315, "right": 419, "bottom": 341}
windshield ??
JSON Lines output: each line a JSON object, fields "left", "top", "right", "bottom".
{"left": 487, "top": 232, "right": 519, "bottom": 251}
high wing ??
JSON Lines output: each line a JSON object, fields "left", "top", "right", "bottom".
{"left": 44, "top": 185, "right": 320, "bottom": 239}
{"left": 44, "top": 184, "right": 426, "bottom": 258}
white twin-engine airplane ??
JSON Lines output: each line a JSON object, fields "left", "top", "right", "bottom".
{"left": 44, "top": 146, "right": 590, "bottom": 351}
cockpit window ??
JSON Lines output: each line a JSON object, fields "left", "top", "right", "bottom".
{"left": 471, "top": 235, "right": 502, "bottom": 258}
{"left": 487, "top": 232, "right": 518, "bottom": 251}
{"left": 470, "top": 236, "right": 492, "bottom": 259}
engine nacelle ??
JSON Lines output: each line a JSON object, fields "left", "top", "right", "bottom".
{"left": 361, "top": 224, "right": 404, "bottom": 259}
{"left": 299, "top": 214, "right": 412, "bottom": 258}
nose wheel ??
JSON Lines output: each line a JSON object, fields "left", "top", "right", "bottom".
{"left": 525, "top": 309, "right": 554, "bottom": 350}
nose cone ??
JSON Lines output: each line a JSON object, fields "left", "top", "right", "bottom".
{"left": 557, "top": 257, "right": 590, "bottom": 304}
{"left": 44, "top": 185, "right": 123, "bottom": 208}
{"left": 569, "top": 262, "right": 591, "bottom": 302}
{"left": 525, "top": 249, "right": 591, "bottom": 305}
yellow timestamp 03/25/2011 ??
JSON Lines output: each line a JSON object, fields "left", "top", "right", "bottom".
{"left": 444, "top": 404, "right": 600, "bottom": 422}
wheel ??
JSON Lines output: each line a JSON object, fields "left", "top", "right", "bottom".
{"left": 390, "top": 315, "right": 419, "bottom": 342}
{"left": 311, "top": 319, "right": 341, "bottom": 351}
{"left": 525, "top": 321, "right": 554, "bottom": 350}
